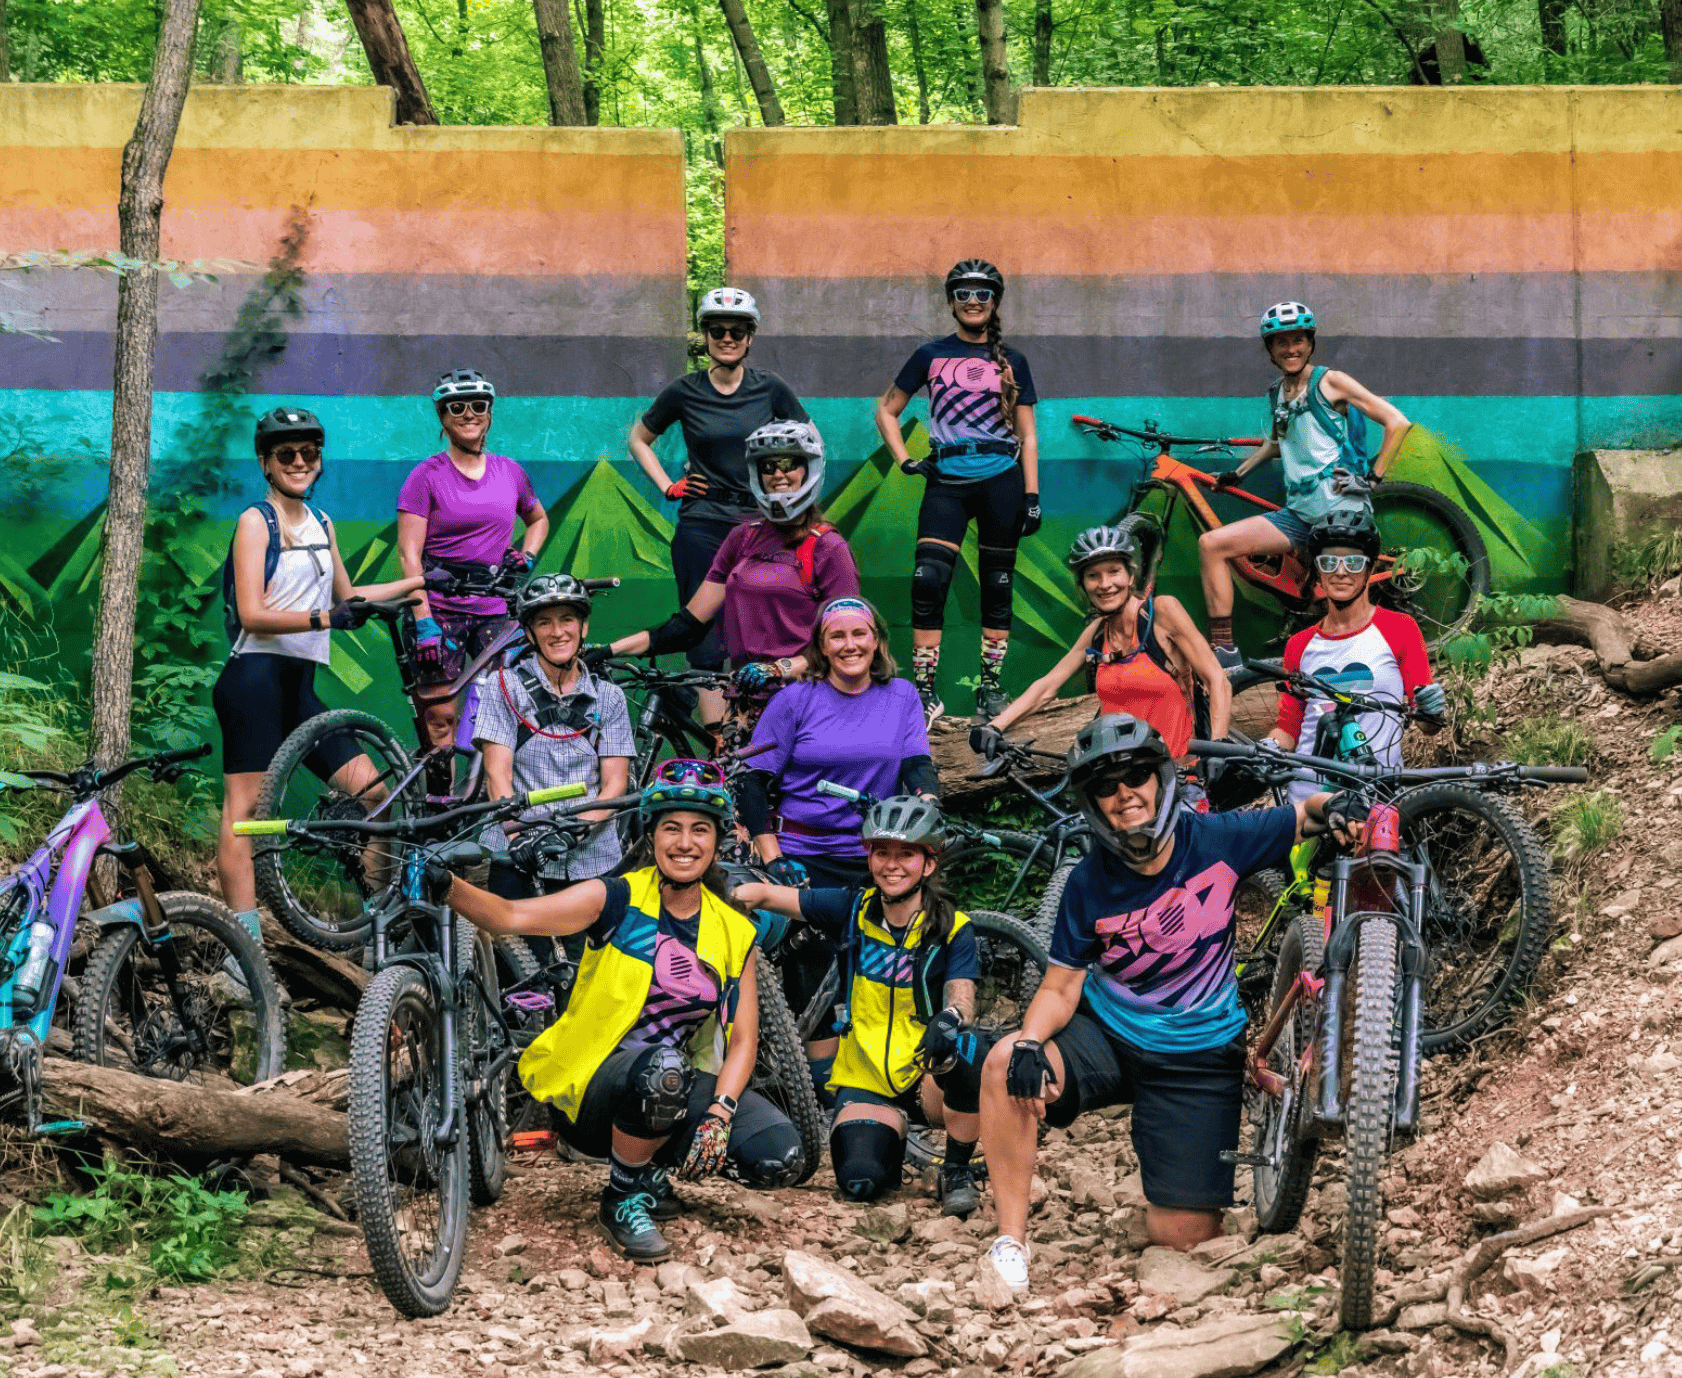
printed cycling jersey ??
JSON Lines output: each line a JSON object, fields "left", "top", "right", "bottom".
{"left": 893, "top": 335, "right": 1038, "bottom": 480}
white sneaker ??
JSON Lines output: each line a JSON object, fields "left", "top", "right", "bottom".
{"left": 983, "top": 1235, "right": 1030, "bottom": 1295}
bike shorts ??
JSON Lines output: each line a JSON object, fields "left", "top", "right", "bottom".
{"left": 671, "top": 515, "right": 742, "bottom": 672}
{"left": 1262, "top": 507, "right": 1315, "bottom": 557}
{"left": 1046, "top": 1013, "right": 1244, "bottom": 1212}
{"left": 213, "top": 653, "right": 360, "bottom": 779}
{"left": 833, "top": 1084, "right": 920, "bottom": 1116}
{"left": 916, "top": 466, "right": 1026, "bottom": 551}
{"left": 420, "top": 611, "right": 508, "bottom": 690}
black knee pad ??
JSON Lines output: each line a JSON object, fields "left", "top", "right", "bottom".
{"left": 934, "top": 1027, "right": 991, "bottom": 1115}
{"left": 911, "top": 543, "right": 960, "bottom": 631}
{"left": 829, "top": 1119, "right": 905, "bottom": 1201}
{"left": 978, "top": 546, "right": 1017, "bottom": 630}
{"left": 618, "top": 1045, "right": 693, "bottom": 1137}
{"left": 731, "top": 1121, "right": 806, "bottom": 1189}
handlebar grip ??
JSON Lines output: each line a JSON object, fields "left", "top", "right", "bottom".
{"left": 528, "top": 782, "right": 588, "bottom": 806}
{"left": 816, "top": 780, "right": 861, "bottom": 802}
{"left": 583, "top": 578, "right": 621, "bottom": 592}
{"left": 1521, "top": 766, "right": 1590, "bottom": 784}
{"left": 158, "top": 744, "right": 213, "bottom": 766}
{"left": 1070, "top": 414, "right": 1104, "bottom": 427}
{"left": 233, "top": 819, "right": 290, "bottom": 836}
{"left": 1187, "top": 739, "right": 1260, "bottom": 759}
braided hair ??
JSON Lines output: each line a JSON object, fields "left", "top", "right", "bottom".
{"left": 984, "top": 309, "right": 1020, "bottom": 435}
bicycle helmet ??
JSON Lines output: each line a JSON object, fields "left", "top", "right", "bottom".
{"left": 1066, "top": 714, "right": 1179, "bottom": 863}
{"left": 861, "top": 795, "right": 945, "bottom": 851}
{"left": 1067, "top": 524, "right": 1141, "bottom": 580}
{"left": 1260, "top": 302, "right": 1316, "bottom": 338}
{"left": 432, "top": 368, "right": 497, "bottom": 404}
{"left": 253, "top": 406, "right": 324, "bottom": 455}
{"left": 516, "top": 573, "right": 592, "bottom": 625}
{"left": 696, "top": 287, "right": 761, "bottom": 329}
{"left": 745, "top": 420, "right": 825, "bottom": 523}
{"left": 639, "top": 758, "right": 735, "bottom": 831}
{"left": 945, "top": 259, "right": 1005, "bottom": 300}
{"left": 1306, "top": 509, "right": 1381, "bottom": 561}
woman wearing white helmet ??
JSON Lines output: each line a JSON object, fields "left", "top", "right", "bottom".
{"left": 629, "top": 288, "right": 810, "bottom": 730}
{"left": 1197, "top": 302, "right": 1410, "bottom": 668}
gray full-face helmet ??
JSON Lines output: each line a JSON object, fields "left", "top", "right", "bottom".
{"left": 745, "top": 420, "right": 825, "bottom": 524}
{"left": 1067, "top": 713, "right": 1180, "bottom": 863}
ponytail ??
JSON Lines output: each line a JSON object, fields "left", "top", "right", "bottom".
{"left": 985, "top": 312, "right": 1020, "bottom": 435}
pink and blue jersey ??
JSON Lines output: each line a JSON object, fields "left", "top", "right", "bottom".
{"left": 588, "top": 879, "right": 721, "bottom": 1051}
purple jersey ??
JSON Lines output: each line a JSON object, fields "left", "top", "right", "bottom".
{"left": 397, "top": 452, "right": 544, "bottom": 616}
{"left": 704, "top": 520, "right": 861, "bottom": 665}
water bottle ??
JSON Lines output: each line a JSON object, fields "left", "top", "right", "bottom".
{"left": 11, "top": 918, "right": 56, "bottom": 1017}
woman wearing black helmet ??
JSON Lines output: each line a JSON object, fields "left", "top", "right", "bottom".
{"left": 975, "top": 714, "right": 1365, "bottom": 1295}
{"left": 876, "top": 259, "right": 1041, "bottom": 725}
{"left": 215, "top": 407, "right": 423, "bottom": 959}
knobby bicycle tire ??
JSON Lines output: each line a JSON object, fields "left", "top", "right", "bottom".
{"left": 1370, "top": 481, "right": 1491, "bottom": 652}
{"left": 969, "top": 909, "right": 1050, "bottom": 1028}
{"left": 1235, "top": 867, "right": 1294, "bottom": 1024}
{"left": 751, "top": 959, "right": 824, "bottom": 1184}
{"left": 74, "top": 892, "right": 286, "bottom": 1087}
{"left": 457, "top": 923, "right": 508, "bottom": 1208}
{"left": 1340, "top": 914, "right": 1400, "bottom": 1333}
{"left": 1031, "top": 859, "right": 1076, "bottom": 947}
{"left": 349, "top": 964, "right": 469, "bottom": 1318}
{"left": 492, "top": 936, "right": 550, "bottom": 1135}
{"left": 945, "top": 831, "right": 1065, "bottom": 935}
{"left": 255, "top": 708, "right": 422, "bottom": 952}
{"left": 1395, "top": 783, "right": 1552, "bottom": 1052}
{"left": 1252, "top": 912, "right": 1323, "bottom": 1234}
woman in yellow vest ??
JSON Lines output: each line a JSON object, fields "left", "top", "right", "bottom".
{"left": 730, "top": 796, "right": 986, "bottom": 1217}
{"left": 442, "top": 759, "right": 802, "bottom": 1262}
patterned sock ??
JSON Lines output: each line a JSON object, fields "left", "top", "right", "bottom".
{"left": 979, "top": 634, "right": 1009, "bottom": 688}
{"left": 945, "top": 1138, "right": 976, "bottom": 1169}
{"left": 911, "top": 644, "right": 941, "bottom": 693}
{"left": 233, "top": 909, "right": 263, "bottom": 944}
{"left": 1208, "top": 615, "right": 1234, "bottom": 650}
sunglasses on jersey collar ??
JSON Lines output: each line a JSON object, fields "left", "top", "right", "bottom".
{"left": 652, "top": 758, "right": 727, "bottom": 789}
{"left": 705, "top": 324, "right": 753, "bottom": 342}
{"left": 1089, "top": 761, "right": 1159, "bottom": 797}
{"left": 1315, "top": 552, "right": 1371, "bottom": 574}
{"left": 443, "top": 399, "right": 492, "bottom": 417}
{"left": 950, "top": 287, "right": 995, "bottom": 305}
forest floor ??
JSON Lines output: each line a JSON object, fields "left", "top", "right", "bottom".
{"left": 2, "top": 590, "right": 1681, "bottom": 1378}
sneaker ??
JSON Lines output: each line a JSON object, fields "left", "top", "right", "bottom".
{"left": 646, "top": 1164, "right": 683, "bottom": 1222}
{"left": 983, "top": 1235, "right": 1031, "bottom": 1295}
{"left": 599, "top": 1190, "right": 671, "bottom": 1263}
{"left": 917, "top": 683, "right": 945, "bottom": 729}
{"left": 937, "top": 1163, "right": 981, "bottom": 1218}
{"left": 975, "top": 682, "right": 1011, "bottom": 720}
{"left": 1214, "top": 644, "right": 1245, "bottom": 672}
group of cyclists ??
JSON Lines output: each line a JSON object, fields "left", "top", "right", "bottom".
{"left": 214, "top": 261, "right": 1448, "bottom": 1293}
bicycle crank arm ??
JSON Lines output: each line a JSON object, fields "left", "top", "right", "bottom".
{"left": 466, "top": 1044, "right": 520, "bottom": 1105}
{"left": 1219, "top": 1149, "right": 1280, "bottom": 1169}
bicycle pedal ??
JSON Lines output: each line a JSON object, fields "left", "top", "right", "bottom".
{"left": 506, "top": 990, "right": 554, "bottom": 1014}
{"left": 1219, "top": 1150, "right": 1276, "bottom": 1168}
{"left": 512, "top": 1129, "right": 557, "bottom": 1151}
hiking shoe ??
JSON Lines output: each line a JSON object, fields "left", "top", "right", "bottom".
{"left": 1214, "top": 645, "right": 1245, "bottom": 672}
{"left": 646, "top": 1164, "right": 683, "bottom": 1222}
{"left": 599, "top": 1190, "right": 670, "bottom": 1262}
{"left": 937, "top": 1162, "right": 981, "bottom": 1218}
{"left": 983, "top": 1235, "right": 1030, "bottom": 1295}
{"left": 975, "top": 683, "right": 1011, "bottom": 720}
{"left": 917, "top": 683, "right": 945, "bottom": 729}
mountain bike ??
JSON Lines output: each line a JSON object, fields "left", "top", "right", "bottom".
{"left": 1192, "top": 737, "right": 1584, "bottom": 1330}
{"left": 0, "top": 745, "right": 283, "bottom": 1127}
{"left": 237, "top": 780, "right": 587, "bottom": 1317}
{"left": 251, "top": 570, "right": 619, "bottom": 953}
{"left": 1070, "top": 415, "right": 1490, "bottom": 650}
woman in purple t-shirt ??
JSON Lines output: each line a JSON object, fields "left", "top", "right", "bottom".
{"left": 397, "top": 368, "right": 549, "bottom": 751}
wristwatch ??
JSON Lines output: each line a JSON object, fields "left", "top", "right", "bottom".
{"left": 713, "top": 1092, "right": 739, "bottom": 1118}
{"left": 774, "top": 657, "right": 794, "bottom": 680}
{"left": 309, "top": 609, "right": 324, "bottom": 632}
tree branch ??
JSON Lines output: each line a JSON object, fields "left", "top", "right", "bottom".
{"left": 1352, "top": 0, "right": 1427, "bottom": 82}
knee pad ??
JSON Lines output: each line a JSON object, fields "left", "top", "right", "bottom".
{"left": 731, "top": 1122, "right": 806, "bottom": 1189}
{"left": 934, "top": 1028, "right": 989, "bottom": 1116}
{"left": 626, "top": 1045, "right": 693, "bottom": 1136}
{"left": 911, "top": 543, "right": 960, "bottom": 631}
{"left": 829, "top": 1119, "right": 905, "bottom": 1202}
{"left": 978, "top": 547, "right": 1017, "bottom": 630}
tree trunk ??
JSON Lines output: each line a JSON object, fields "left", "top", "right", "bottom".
{"left": 1033, "top": 0, "right": 1052, "bottom": 83}
{"left": 1663, "top": 0, "right": 1682, "bottom": 79}
{"left": 1538, "top": 0, "right": 1568, "bottom": 55}
{"left": 88, "top": 0, "right": 201, "bottom": 778}
{"left": 343, "top": 0, "right": 437, "bottom": 124}
{"left": 692, "top": 0, "right": 725, "bottom": 166}
{"left": 850, "top": 0, "right": 897, "bottom": 123}
{"left": 975, "top": 0, "right": 1016, "bottom": 123}
{"left": 717, "top": 0, "right": 785, "bottom": 125}
{"left": 582, "top": 0, "right": 605, "bottom": 123}
{"left": 826, "top": 0, "right": 859, "bottom": 124}
{"left": 906, "top": 2, "right": 931, "bottom": 123}
{"left": 532, "top": 0, "right": 588, "bottom": 124}
{"left": 213, "top": 21, "right": 243, "bottom": 82}
{"left": 950, "top": 0, "right": 983, "bottom": 117}
{"left": 0, "top": 0, "right": 10, "bottom": 83}
{"left": 1431, "top": 0, "right": 1466, "bottom": 81}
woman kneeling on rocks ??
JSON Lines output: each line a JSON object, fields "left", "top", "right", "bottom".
{"left": 445, "top": 760, "right": 804, "bottom": 1262}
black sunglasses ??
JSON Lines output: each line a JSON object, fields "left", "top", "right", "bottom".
{"left": 267, "top": 443, "right": 320, "bottom": 464}
{"left": 1090, "top": 761, "right": 1158, "bottom": 798}
{"left": 443, "top": 399, "right": 491, "bottom": 417}
{"left": 756, "top": 457, "right": 804, "bottom": 474}
{"left": 705, "top": 324, "right": 752, "bottom": 342}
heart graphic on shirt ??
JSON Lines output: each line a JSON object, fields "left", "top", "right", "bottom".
{"left": 1322, "top": 661, "right": 1376, "bottom": 693}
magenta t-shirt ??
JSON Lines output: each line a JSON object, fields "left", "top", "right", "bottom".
{"left": 703, "top": 521, "right": 861, "bottom": 665}
{"left": 397, "top": 452, "right": 544, "bottom": 616}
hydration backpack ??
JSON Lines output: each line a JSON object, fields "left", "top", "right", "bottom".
{"left": 1268, "top": 365, "right": 1371, "bottom": 472}
{"left": 221, "top": 501, "right": 330, "bottom": 645}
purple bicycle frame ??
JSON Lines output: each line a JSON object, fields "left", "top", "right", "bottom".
{"left": 5, "top": 796, "right": 110, "bottom": 1042}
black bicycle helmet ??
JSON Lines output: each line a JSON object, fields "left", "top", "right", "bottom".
{"left": 945, "top": 259, "right": 1005, "bottom": 300}
{"left": 516, "top": 573, "right": 592, "bottom": 625}
{"left": 1066, "top": 714, "right": 1179, "bottom": 863}
{"left": 253, "top": 406, "right": 324, "bottom": 456}
{"left": 432, "top": 368, "right": 497, "bottom": 404}
{"left": 861, "top": 795, "right": 945, "bottom": 851}
{"left": 1306, "top": 509, "right": 1381, "bottom": 561}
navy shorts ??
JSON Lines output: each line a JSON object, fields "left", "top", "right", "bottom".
{"left": 1262, "top": 506, "right": 1315, "bottom": 555}
{"left": 834, "top": 1084, "right": 919, "bottom": 1115}
{"left": 1047, "top": 1013, "right": 1244, "bottom": 1212}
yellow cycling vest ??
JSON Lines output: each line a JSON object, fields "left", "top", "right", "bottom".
{"left": 831, "top": 889, "right": 972, "bottom": 1101}
{"left": 519, "top": 867, "right": 759, "bottom": 1120}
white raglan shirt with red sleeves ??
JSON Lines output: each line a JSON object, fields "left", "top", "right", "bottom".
{"left": 1273, "top": 608, "right": 1433, "bottom": 801}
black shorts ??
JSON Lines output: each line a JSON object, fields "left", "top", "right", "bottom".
{"left": 213, "top": 653, "right": 360, "bottom": 779}
{"left": 1047, "top": 1013, "right": 1244, "bottom": 1212}
{"left": 916, "top": 466, "right": 1026, "bottom": 550}
{"left": 671, "top": 515, "right": 743, "bottom": 672}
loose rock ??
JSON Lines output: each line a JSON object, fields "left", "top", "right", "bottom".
{"left": 1463, "top": 1142, "right": 1548, "bottom": 1199}
{"left": 675, "top": 1310, "right": 813, "bottom": 1368}
{"left": 782, "top": 1249, "right": 928, "bottom": 1356}
{"left": 1060, "top": 1312, "right": 1293, "bottom": 1378}
{"left": 1135, "top": 1247, "right": 1235, "bottom": 1305}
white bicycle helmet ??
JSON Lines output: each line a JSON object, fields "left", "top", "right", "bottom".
{"left": 432, "top": 368, "right": 497, "bottom": 403}
{"left": 697, "top": 287, "right": 761, "bottom": 329}
{"left": 1260, "top": 302, "right": 1317, "bottom": 337}
{"left": 745, "top": 420, "right": 825, "bottom": 523}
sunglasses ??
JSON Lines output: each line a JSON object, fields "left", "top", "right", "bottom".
{"left": 268, "top": 443, "right": 320, "bottom": 464}
{"left": 1090, "top": 761, "right": 1159, "bottom": 798}
{"left": 653, "top": 758, "right": 727, "bottom": 789}
{"left": 443, "top": 399, "right": 491, "bottom": 417}
{"left": 951, "top": 287, "right": 995, "bottom": 304}
{"left": 756, "top": 457, "right": 804, "bottom": 474}
{"left": 1315, "top": 552, "right": 1371, "bottom": 574}
{"left": 705, "top": 324, "right": 752, "bottom": 342}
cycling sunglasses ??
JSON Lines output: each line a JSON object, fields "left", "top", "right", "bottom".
{"left": 705, "top": 324, "right": 752, "bottom": 342}
{"left": 1089, "top": 760, "right": 1159, "bottom": 797}
{"left": 755, "top": 456, "right": 804, "bottom": 474}
{"left": 653, "top": 758, "right": 727, "bottom": 789}
{"left": 267, "top": 443, "right": 320, "bottom": 464}
{"left": 951, "top": 287, "right": 995, "bottom": 304}
{"left": 1315, "top": 552, "right": 1371, "bottom": 574}
{"left": 443, "top": 399, "right": 492, "bottom": 417}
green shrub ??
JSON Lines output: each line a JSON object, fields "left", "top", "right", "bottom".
{"left": 1652, "top": 725, "right": 1682, "bottom": 765}
{"left": 1551, "top": 791, "right": 1624, "bottom": 866}
{"left": 1505, "top": 716, "right": 1596, "bottom": 767}
{"left": 35, "top": 1161, "right": 248, "bottom": 1283}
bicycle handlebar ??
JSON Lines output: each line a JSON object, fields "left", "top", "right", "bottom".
{"left": 1188, "top": 738, "right": 1588, "bottom": 789}
{"left": 19, "top": 743, "right": 212, "bottom": 797}
{"left": 234, "top": 781, "right": 589, "bottom": 839}
{"left": 1071, "top": 415, "right": 1266, "bottom": 451}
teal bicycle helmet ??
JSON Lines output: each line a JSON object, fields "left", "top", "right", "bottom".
{"left": 1260, "top": 302, "right": 1316, "bottom": 337}
{"left": 640, "top": 759, "right": 735, "bottom": 830}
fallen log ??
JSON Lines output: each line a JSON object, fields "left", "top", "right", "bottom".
{"left": 1535, "top": 596, "right": 1682, "bottom": 696}
{"left": 41, "top": 1058, "right": 348, "bottom": 1167}
{"left": 260, "top": 923, "right": 367, "bottom": 1010}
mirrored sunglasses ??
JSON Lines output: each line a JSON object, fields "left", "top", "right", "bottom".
{"left": 1315, "top": 552, "right": 1370, "bottom": 574}
{"left": 653, "top": 758, "right": 726, "bottom": 789}
{"left": 756, "top": 457, "right": 804, "bottom": 474}
{"left": 951, "top": 287, "right": 995, "bottom": 304}
{"left": 1090, "top": 761, "right": 1158, "bottom": 798}
{"left": 268, "top": 443, "right": 320, "bottom": 464}
{"left": 705, "top": 324, "right": 752, "bottom": 342}
{"left": 444, "top": 399, "right": 491, "bottom": 416}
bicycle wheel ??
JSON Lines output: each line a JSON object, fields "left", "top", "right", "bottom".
{"left": 348, "top": 964, "right": 469, "bottom": 1318}
{"left": 1339, "top": 914, "right": 1400, "bottom": 1333}
{"left": 750, "top": 958, "right": 824, "bottom": 1184}
{"left": 945, "top": 830, "right": 1068, "bottom": 933}
{"left": 1395, "top": 783, "right": 1552, "bottom": 1052}
{"left": 1370, "top": 481, "right": 1490, "bottom": 650}
{"left": 255, "top": 709, "right": 423, "bottom": 952}
{"left": 1252, "top": 913, "right": 1323, "bottom": 1234}
{"left": 456, "top": 923, "right": 508, "bottom": 1207}
{"left": 1029, "top": 857, "right": 1074, "bottom": 947}
{"left": 969, "top": 910, "right": 1049, "bottom": 1033}
{"left": 492, "top": 936, "right": 551, "bottom": 1136}
{"left": 74, "top": 892, "right": 285, "bottom": 1087}
{"left": 1235, "top": 867, "right": 1293, "bottom": 1023}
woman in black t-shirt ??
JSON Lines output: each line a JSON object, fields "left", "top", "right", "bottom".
{"left": 630, "top": 288, "right": 809, "bottom": 728}
{"left": 874, "top": 260, "right": 1040, "bottom": 726}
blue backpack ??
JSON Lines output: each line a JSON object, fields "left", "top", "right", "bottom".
{"left": 1268, "top": 365, "right": 1371, "bottom": 472}
{"left": 221, "top": 501, "right": 330, "bottom": 645}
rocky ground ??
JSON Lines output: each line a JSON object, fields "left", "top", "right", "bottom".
{"left": 4, "top": 591, "right": 1682, "bottom": 1378}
